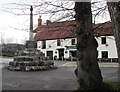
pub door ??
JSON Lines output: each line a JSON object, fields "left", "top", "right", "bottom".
{"left": 58, "top": 49, "right": 64, "bottom": 60}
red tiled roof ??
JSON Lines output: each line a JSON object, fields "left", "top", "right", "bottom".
{"left": 34, "top": 20, "right": 76, "bottom": 41}
{"left": 94, "top": 22, "right": 113, "bottom": 36}
{"left": 34, "top": 20, "right": 113, "bottom": 41}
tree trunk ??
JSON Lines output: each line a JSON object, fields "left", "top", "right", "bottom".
{"left": 74, "top": 2, "right": 103, "bottom": 90}
{"left": 107, "top": 2, "right": 120, "bottom": 62}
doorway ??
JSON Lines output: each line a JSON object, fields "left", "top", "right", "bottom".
{"left": 46, "top": 51, "right": 53, "bottom": 60}
{"left": 58, "top": 49, "right": 64, "bottom": 60}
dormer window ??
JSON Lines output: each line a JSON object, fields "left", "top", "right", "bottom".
{"left": 71, "top": 39, "right": 75, "bottom": 45}
{"left": 101, "top": 37, "right": 106, "bottom": 44}
{"left": 57, "top": 39, "right": 61, "bottom": 46}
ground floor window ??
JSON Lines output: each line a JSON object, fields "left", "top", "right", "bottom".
{"left": 69, "top": 51, "right": 77, "bottom": 58}
{"left": 102, "top": 51, "right": 108, "bottom": 58}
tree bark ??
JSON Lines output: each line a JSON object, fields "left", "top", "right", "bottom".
{"left": 107, "top": 2, "right": 120, "bottom": 62}
{"left": 74, "top": 2, "right": 103, "bottom": 90}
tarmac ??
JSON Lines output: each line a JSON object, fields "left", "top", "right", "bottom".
{"left": 2, "top": 66, "right": 79, "bottom": 91}
{"left": 1, "top": 59, "right": 119, "bottom": 91}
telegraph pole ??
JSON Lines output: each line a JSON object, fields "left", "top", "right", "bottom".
{"left": 29, "top": 6, "right": 33, "bottom": 41}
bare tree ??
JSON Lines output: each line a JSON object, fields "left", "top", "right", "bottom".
{"left": 5, "top": 37, "right": 14, "bottom": 44}
{"left": 0, "top": 1, "right": 75, "bottom": 22}
{"left": 1, "top": 0, "right": 108, "bottom": 23}
{"left": 0, "top": 36, "right": 14, "bottom": 44}
{"left": 107, "top": 2, "right": 120, "bottom": 62}
{"left": 20, "top": 37, "right": 27, "bottom": 45}
{"left": 75, "top": 2, "right": 103, "bottom": 90}
{"left": 1, "top": 0, "right": 113, "bottom": 90}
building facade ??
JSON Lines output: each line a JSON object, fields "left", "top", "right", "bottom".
{"left": 36, "top": 38, "right": 77, "bottom": 60}
{"left": 34, "top": 18, "right": 118, "bottom": 62}
{"left": 96, "top": 36, "right": 118, "bottom": 62}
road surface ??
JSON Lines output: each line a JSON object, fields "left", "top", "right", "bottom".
{"left": 0, "top": 58, "right": 119, "bottom": 90}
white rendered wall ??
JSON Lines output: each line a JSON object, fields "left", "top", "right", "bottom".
{"left": 37, "top": 36, "right": 118, "bottom": 59}
{"left": 96, "top": 36, "right": 118, "bottom": 58}
{"left": 37, "top": 38, "right": 76, "bottom": 59}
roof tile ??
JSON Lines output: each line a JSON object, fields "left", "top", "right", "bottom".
{"left": 34, "top": 20, "right": 113, "bottom": 41}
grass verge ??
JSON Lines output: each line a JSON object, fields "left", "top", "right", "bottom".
{"left": 104, "top": 81, "right": 120, "bottom": 90}
{"left": 73, "top": 81, "right": 120, "bottom": 91}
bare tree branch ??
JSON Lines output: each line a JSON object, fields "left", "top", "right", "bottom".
{"left": 0, "top": 0, "right": 110, "bottom": 31}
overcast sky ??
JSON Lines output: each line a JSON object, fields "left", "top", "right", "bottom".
{"left": 0, "top": 0, "right": 111, "bottom": 44}
{"left": 0, "top": 0, "right": 41, "bottom": 44}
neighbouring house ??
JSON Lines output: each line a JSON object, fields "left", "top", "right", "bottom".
{"left": 34, "top": 16, "right": 118, "bottom": 62}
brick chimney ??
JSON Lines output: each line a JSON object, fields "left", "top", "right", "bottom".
{"left": 38, "top": 15, "right": 42, "bottom": 31}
